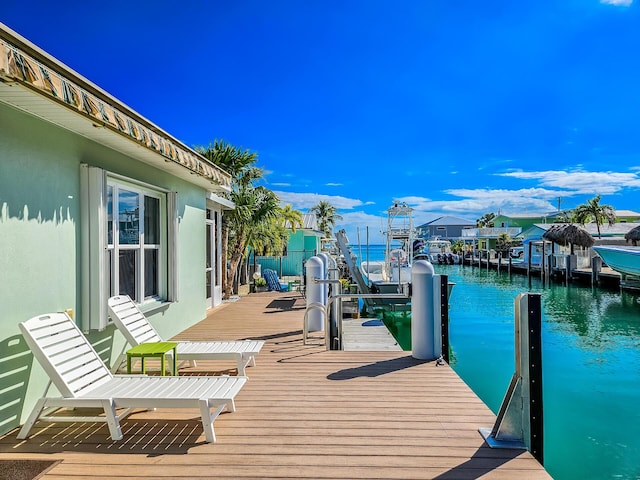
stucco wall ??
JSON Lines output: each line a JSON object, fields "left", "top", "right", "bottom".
{"left": 0, "top": 102, "right": 209, "bottom": 434}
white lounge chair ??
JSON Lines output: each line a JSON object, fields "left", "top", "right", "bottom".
{"left": 107, "top": 295, "right": 264, "bottom": 376}
{"left": 17, "top": 312, "right": 246, "bottom": 443}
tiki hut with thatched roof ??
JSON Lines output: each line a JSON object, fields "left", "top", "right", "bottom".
{"left": 542, "top": 224, "right": 594, "bottom": 254}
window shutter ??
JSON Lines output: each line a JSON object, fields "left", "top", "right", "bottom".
{"left": 80, "top": 164, "right": 108, "bottom": 331}
{"left": 167, "top": 191, "right": 179, "bottom": 302}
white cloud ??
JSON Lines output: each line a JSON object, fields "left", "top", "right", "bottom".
{"left": 325, "top": 182, "right": 343, "bottom": 187}
{"left": 600, "top": 0, "right": 632, "bottom": 6}
{"left": 273, "top": 191, "right": 364, "bottom": 210}
{"left": 274, "top": 167, "right": 640, "bottom": 246}
{"left": 498, "top": 169, "right": 640, "bottom": 195}
{"left": 335, "top": 211, "right": 397, "bottom": 245}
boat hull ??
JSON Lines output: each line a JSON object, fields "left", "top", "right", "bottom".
{"left": 593, "top": 246, "right": 640, "bottom": 277}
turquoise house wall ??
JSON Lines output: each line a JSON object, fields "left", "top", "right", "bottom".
{"left": 255, "top": 230, "right": 320, "bottom": 276}
{"left": 0, "top": 102, "right": 209, "bottom": 435}
{"left": 304, "top": 233, "right": 320, "bottom": 251}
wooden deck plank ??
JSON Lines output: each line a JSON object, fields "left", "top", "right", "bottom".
{"left": 0, "top": 291, "right": 551, "bottom": 479}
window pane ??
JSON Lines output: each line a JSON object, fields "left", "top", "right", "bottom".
{"left": 107, "top": 185, "right": 113, "bottom": 245}
{"left": 119, "top": 189, "right": 139, "bottom": 245}
{"left": 144, "top": 196, "right": 160, "bottom": 245}
{"left": 144, "top": 249, "right": 158, "bottom": 297}
{"left": 206, "top": 223, "right": 212, "bottom": 269}
{"left": 108, "top": 249, "right": 114, "bottom": 296}
{"left": 119, "top": 250, "right": 137, "bottom": 298}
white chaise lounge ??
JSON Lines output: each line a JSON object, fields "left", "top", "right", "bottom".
{"left": 18, "top": 312, "right": 246, "bottom": 443}
{"left": 108, "top": 295, "right": 264, "bottom": 376}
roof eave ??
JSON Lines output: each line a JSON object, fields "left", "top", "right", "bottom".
{"left": 0, "top": 23, "right": 231, "bottom": 193}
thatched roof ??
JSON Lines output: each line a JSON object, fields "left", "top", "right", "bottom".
{"left": 542, "top": 224, "right": 594, "bottom": 248}
{"left": 625, "top": 225, "right": 640, "bottom": 245}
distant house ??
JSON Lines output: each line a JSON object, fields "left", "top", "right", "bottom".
{"left": 519, "top": 222, "right": 640, "bottom": 245}
{"left": 251, "top": 213, "right": 324, "bottom": 277}
{"left": 416, "top": 216, "right": 476, "bottom": 241}
{"left": 517, "top": 222, "right": 640, "bottom": 266}
{"left": 613, "top": 210, "right": 640, "bottom": 223}
{"left": 0, "top": 24, "right": 232, "bottom": 436}
{"left": 493, "top": 212, "right": 568, "bottom": 231}
{"left": 495, "top": 208, "right": 640, "bottom": 231}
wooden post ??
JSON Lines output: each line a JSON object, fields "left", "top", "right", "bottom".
{"left": 592, "top": 255, "right": 602, "bottom": 286}
{"left": 540, "top": 243, "right": 545, "bottom": 282}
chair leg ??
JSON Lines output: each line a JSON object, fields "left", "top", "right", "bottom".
{"left": 101, "top": 399, "right": 123, "bottom": 440}
{"left": 237, "top": 356, "right": 255, "bottom": 376}
{"left": 16, "top": 398, "right": 47, "bottom": 439}
{"left": 237, "top": 359, "right": 247, "bottom": 377}
{"left": 199, "top": 399, "right": 225, "bottom": 443}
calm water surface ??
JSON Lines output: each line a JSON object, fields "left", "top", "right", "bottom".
{"left": 356, "top": 246, "right": 640, "bottom": 479}
{"left": 436, "top": 264, "right": 640, "bottom": 480}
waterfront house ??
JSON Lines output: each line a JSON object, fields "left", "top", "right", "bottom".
{"left": 518, "top": 222, "right": 640, "bottom": 267}
{"left": 493, "top": 211, "right": 569, "bottom": 230}
{"left": 611, "top": 209, "right": 640, "bottom": 223}
{"left": 0, "top": 23, "right": 232, "bottom": 436}
{"left": 416, "top": 215, "right": 476, "bottom": 241}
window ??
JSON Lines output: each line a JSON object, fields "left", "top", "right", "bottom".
{"left": 106, "top": 180, "right": 166, "bottom": 301}
{"left": 81, "top": 165, "right": 177, "bottom": 331}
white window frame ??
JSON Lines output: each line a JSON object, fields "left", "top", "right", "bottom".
{"left": 81, "top": 165, "right": 178, "bottom": 331}
{"left": 106, "top": 180, "right": 166, "bottom": 302}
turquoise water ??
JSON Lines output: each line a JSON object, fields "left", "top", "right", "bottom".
{"left": 441, "top": 264, "right": 640, "bottom": 480}
{"left": 356, "top": 246, "right": 640, "bottom": 479}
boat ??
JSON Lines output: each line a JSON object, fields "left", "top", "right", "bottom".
{"left": 375, "top": 201, "right": 415, "bottom": 286}
{"left": 360, "top": 259, "right": 385, "bottom": 283}
{"left": 413, "top": 238, "right": 461, "bottom": 264}
{"left": 592, "top": 245, "right": 640, "bottom": 277}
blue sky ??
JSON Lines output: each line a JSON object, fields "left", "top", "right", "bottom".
{"left": 3, "top": 0, "right": 640, "bottom": 243}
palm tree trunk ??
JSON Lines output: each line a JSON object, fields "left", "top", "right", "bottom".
{"left": 221, "top": 222, "right": 230, "bottom": 299}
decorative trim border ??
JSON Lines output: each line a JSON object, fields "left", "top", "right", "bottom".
{"left": 0, "top": 38, "right": 230, "bottom": 190}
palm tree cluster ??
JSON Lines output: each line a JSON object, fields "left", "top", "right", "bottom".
{"left": 196, "top": 140, "right": 340, "bottom": 298}
{"left": 197, "top": 140, "right": 294, "bottom": 297}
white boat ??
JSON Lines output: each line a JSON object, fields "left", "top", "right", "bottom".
{"left": 360, "top": 260, "right": 385, "bottom": 284}
{"left": 377, "top": 202, "right": 414, "bottom": 285}
{"left": 414, "top": 238, "right": 460, "bottom": 264}
{"left": 593, "top": 245, "right": 640, "bottom": 277}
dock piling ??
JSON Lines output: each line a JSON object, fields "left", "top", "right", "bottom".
{"left": 480, "top": 292, "right": 544, "bottom": 465}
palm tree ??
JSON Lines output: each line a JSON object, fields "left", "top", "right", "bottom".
{"left": 279, "top": 204, "right": 304, "bottom": 233}
{"left": 572, "top": 195, "right": 616, "bottom": 238}
{"left": 310, "top": 201, "right": 342, "bottom": 238}
{"left": 196, "top": 139, "right": 257, "bottom": 177}
{"left": 495, "top": 232, "right": 513, "bottom": 256}
{"left": 476, "top": 212, "right": 496, "bottom": 228}
{"left": 197, "top": 140, "right": 278, "bottom": 297}
{"left": 226, "top": 185, "right": 280, "bottom": 296}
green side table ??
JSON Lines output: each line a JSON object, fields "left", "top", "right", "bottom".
{"left": 126, "top": 341, "right": 178, "bottom": 376}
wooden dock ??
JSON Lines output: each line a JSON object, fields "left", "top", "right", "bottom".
{"left": 0, "top": 292, "right": 551, "bottom": 479}
{"left": 341, "top": 316, "right": 402, "bottom": 351}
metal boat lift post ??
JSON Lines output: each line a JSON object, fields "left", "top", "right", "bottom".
{"left": 479, "top": 292, "right": 544, "bottom": 465}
